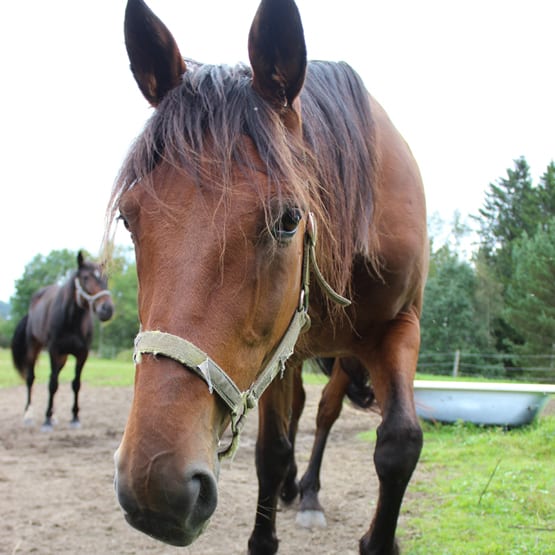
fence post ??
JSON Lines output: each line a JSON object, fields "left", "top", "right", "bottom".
{"left": 452, "top": 349, "right": 460, "bottom": 377}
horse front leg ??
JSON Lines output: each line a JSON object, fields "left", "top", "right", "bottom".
{"left": 359, "top": 309, "right": 423, "bottom": 555}
{"left": 296, "top": 357, "right": 350, "bottom": 528}
{"left": 280, "top": 361, "right": 305, "bottom": 505}
{"left": 43, "top": 352, "right": 67, "bottom": 431}
{"left": 70, "top": 351, "right": 88, "bottom": 428}
{"left": 248, "top": 367, "right": 296, "bottom": 555}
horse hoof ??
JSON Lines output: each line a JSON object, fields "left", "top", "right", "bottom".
{"left": 280, "top": 484, "right": 299, "bottom": 505}
{"left": 295, "top": 510, "right": 327, "bottom": 528}
{"left": 40, "top": 423, "right": 54, "bottom": 433}
{"left": 23, "top": 407, "right": 34, "bottom": 425}
{"left": 70, "top": 420, "right": 81, "bottom": 429}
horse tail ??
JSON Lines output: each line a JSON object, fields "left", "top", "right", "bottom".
{"left": 314, "top": 357, "right": 376, "bottom": 410}
{"left": 11, "top": 314, "right": 29, "bottom": 379}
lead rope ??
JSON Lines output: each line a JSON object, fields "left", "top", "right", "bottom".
{"left": 219, "top": 213, "right": 351, "bottom": 458}
{"left": 304, "top": 213, "right": 351, "bottom": 308}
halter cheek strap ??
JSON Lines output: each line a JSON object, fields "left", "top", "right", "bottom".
{"left": 134, "top": 307, "right": 308, "bottom": 458}
{"left": 74, "top": 278, "right": 112, "bottom": 312}
{"left": 133, "top": 212, "right": 350, "bottom": 459}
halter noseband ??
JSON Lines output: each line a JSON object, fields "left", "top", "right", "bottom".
{"left": 133, "top": 212, "right": 350, "bottom": 459}
{"left": 74, "top": 277, "right": 112, "bottom": 313}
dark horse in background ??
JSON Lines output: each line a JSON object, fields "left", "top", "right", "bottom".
{"left": 110, "top": 0, "right": 428, "bottom": 554}
{"left": 11, "top": 251, "right": 114, "bottom": 430}
{"left": 282, "top": 357, "right": 377, "bottom": 528}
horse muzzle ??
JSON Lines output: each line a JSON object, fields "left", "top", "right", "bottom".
{"left": 95, "top": 299, "right": 114, "bottom": 322}
{"left": 114, "top": 447, "right": 218, "bottom": 546}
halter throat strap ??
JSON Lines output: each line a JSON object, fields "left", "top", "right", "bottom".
{"left": 133, "top": 212, "right": 350, "bottom": 459}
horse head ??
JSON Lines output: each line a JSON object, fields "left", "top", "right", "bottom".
{"left": 112, "top": 0, "right": 315, "bottom": 546}
{"left": 75, "top": 251, "right": 114, "bottom": 322}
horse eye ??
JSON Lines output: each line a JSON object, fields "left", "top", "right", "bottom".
{"left": 273, "top": 207, "right": 302, "bottom": 240}
{"left": 117, "top": 213, "right": 130, "bottom": 231}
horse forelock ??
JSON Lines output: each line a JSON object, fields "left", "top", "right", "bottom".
{"left": 105, "top": 61, "right": 313, "bottom": 246}
{"left": 104, "top": 60, "right": 380, "bottom": 307}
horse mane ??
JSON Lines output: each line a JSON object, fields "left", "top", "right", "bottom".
{"left": 105, "top": 59, "right": 379, "bottom": 304}
{"left": 301, "top": 61, "right": 379, "bottom": 283}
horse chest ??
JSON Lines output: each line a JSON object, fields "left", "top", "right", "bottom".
{"left": 50, "top": 314, "right": 93, "bottom": 353}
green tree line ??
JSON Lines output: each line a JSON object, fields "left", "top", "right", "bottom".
{"left": 422, "top": 157, "right": 555, "bottom": 381}
{"left": 1, "top": 157, "right": 554, "bottom": 383}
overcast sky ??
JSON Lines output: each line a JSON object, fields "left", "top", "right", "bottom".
{"left": 1, "top": 0, "right": 554, "bottom": 301}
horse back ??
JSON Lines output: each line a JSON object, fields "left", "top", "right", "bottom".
{"left": 303, "top": 61, "right": 427, "bottom": 305}
{"left": 369, "top": 94, "right": 428, "bottom": 314}
{"left": 27, "top": 284, "right": 64, "bottom": 347}
{"left": 300, "top": 66, "right": 427, "bottom": 355}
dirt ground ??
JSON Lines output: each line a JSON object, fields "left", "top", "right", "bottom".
{"left": 0, "top": 380, "right": 391, "bottom": 555}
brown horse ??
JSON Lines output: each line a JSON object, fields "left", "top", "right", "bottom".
{"left": 108, "top": 0, "right": 428, "bottom": 553}
{"left": 11, "top": 251, "right": 114, "bottom": 430}
{"left": 280, "top": 357, "right": 377, "bottom": 528}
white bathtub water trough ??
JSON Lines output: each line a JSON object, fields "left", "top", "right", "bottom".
{"left": 414, "top": 380, "right": 555, "bottom": 427}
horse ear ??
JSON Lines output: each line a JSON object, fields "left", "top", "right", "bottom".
{"left": 124, "top": 0, "right": 187, "bottom": 107}
{"left": 77, "top": 251, "right": 84, "bottom": 268}
{"left": 248, "top": 0, "right": 307, "bottom": 109}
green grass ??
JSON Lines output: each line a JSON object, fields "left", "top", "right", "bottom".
{"left": 299, "top": 370, "right": 329, "bottom": 385}
{"left": 0, "top": 348, "right": 135, "bottom": 388}
{"left": 359, "top": 418, "right": 555, "bottom": 554}
{"left": 0, "top": 348, "right": 329, "bottom": 389}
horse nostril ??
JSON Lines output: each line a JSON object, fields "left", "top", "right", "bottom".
{"left": 147, "top": 466, "right": 219, "bottom": 530}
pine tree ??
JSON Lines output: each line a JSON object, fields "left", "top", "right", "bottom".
{"left": 504, "top": 219, "right": 555, "bottom": 381}
{"left": 473, "top": 158, "right": 555, "bottom": 357}
{"left": 476, "top": 157, "right": 539, "bottom": 283}
{"left": 537, "top": 161, "right": 555, "bottom": 225}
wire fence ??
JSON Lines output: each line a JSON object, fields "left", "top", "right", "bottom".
{"left": 418, "top": 351, "right": 555, "bottom": 383}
